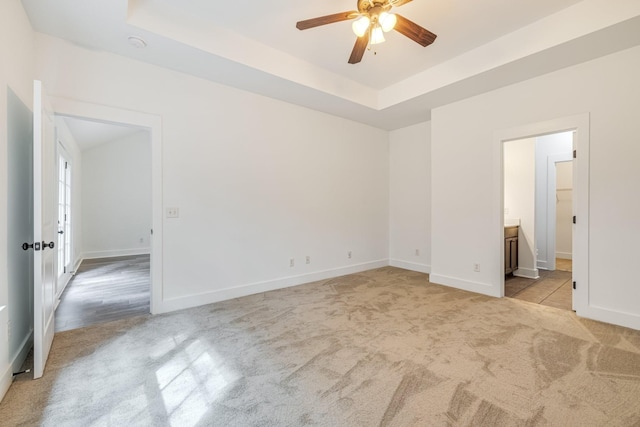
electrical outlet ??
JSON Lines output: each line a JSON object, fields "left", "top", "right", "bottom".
{"left": 289, "top": 258, "right": 295, "bottom": 267}
{"left": 474, "top": 263, "right": 481, "bottom": 272}
{"left": 348, "top": 251, "right": 352, "bottom": 259}
{"left": 415, "top": 249, "right": 420, "bottom": 256}
{"left": 306, "top": 256, "right": 310, "bottom": 264}
{"left": 166, "top": 207, "right": 179, "bottom": 218}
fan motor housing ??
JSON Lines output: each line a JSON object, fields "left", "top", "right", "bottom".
{"left": 357, "top": 0, "right": 392, "bottom": 14}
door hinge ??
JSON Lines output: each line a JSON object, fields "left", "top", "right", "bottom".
{"left": 573, "top": 215, "right": 576, "bottom": 224}
{"left": 573, "top": 149, "right": 577, "bottom": 159}
{"left": 573, "top": 281, "right": 576, "bottom": 290}
{"left": 65, "top": 161, "right": 68, "bottom": 169}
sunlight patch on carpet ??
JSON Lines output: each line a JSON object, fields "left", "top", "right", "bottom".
{"left": 155, "top": 339, "right": 239, "bottom": 426}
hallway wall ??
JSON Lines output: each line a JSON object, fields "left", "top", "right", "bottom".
{"left": 81, "top": 131, "right": 151, "bottom": 259}
{"left": 0, "top": 0, "right": 36, "bottom": 402}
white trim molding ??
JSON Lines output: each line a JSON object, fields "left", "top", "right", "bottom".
{"left": 429, "top": 274, "right": 499, "bottom": 298}
{"left": 82, "top": 249, "right": 151, "bottom": 260}
{"left": 157, "top": 260, "right": 389, "bottom": 314}
{"left": 494, "top": 113, "right": 589, "bottom": 317}
{"left": 51, "top": 97, "right": 163, "bottom": 315}
{"left": 389, "top": 259, "right": 431, "bottom": 274}
{"left": 0, "top": 306, "right": 10, "bottom": 402}
{"left": 514, "top": 268, "right": 539, "bottom": 280}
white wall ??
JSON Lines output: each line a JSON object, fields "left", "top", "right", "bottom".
{"left": 389, "top": 121, "right": 431, "bottom": 273}
{"left": 504, "top": 138, "right": 537, "bottom": 278}
{"left": 556, "top": 161, "right": 573, "bottom": 259}
{"left": 81, "top": 131, "right": 151, "bottom": 259}
{"left": 35, "top": 34, "right": 390, "bottom": 311}
{"left": 431, "top": 45, "right": 640, "bottom": 330}
{"left": 6, "top": 88, "right": 34, "bottom": 375}
{"left": 0, "top": 0, "right": 35, "bottom": 403}
{"left": 535, "top": 132, "right": 573, "bottom": 270}
{"left": 55, "top": 117, "right": 83, "bottom": 270}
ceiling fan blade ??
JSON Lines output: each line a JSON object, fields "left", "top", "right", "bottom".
{"left": 394, "top": 14, "right": 437, "bottom": 47}
{"left": 296, "top": 11, "right": 358, "bottom": 30}
{"left": 388, "top": 0, "right": 413, "bottom": 7}
{"left": 348, "top": 33, "right": 370, "bottom": 64}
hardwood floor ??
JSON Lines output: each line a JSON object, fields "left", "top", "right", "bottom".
{"left": 505, "top": 258, "right": 573, "bottom": 311}
{"left": 555, "top": 257, "right": 572, "bottom": 272}
{"left": 55, "top": 255, "right": 150, "bottom": 332}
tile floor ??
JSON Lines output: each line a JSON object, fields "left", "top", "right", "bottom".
{"left": 505, "top": 258, "right": 573, "bottom": 311}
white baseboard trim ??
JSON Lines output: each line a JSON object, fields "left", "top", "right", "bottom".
{"left": 82, "top": 248, "right": 151, "bottom": 260}
{"left": 556, "top": 252, "right": 573, "bottom": 260}
{"left": 0, "top": 327, "right": 31, "bottom": 403}
{"left": 514, "top": 268, "right": 539, "bottom": 279}
{"left": 388, "top": 259, "right": 431, "bottom": 274}
{"left": 579, "top": 305, "right": 640, "bottom": 331}
{"left": 56, "top": 273, "right": 73, "bottom": 300}
{"left": 429, "top": 273, "right": 500, "bottom": 298}
{"left": 0, "top": 363, "right": 11, "bottom": 404}
{"left": 72, "top": 257, "right": 83, "bottom": 273}
{"left": 536, "top": 259, "right": 549, "bottom": 270}
{"left": 11, "top": 330, "right": 33, "bottom": 373}
{"left": 157, "top": 259, "right": 389, "bottom": 314}
{"left": 0, "top": 306, "right": 10, "bottom": 403}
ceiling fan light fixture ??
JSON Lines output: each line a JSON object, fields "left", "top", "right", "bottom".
{"left": 379, "top": 12, "right": 397, "bottom": 32}
{"left": 295, "top": 0, "right": 437, "bottom": 64}
{"left": 370, "top": 24, "right": 385, "bottom": 45}
{"left": 352, "top": 15, "right": 370, "bottom": 37}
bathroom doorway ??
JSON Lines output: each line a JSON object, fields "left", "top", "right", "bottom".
{"left": 503, "top": 131, "right": 574, "bottom": 311}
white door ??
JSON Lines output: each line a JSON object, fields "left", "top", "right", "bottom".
{"left": 33, "top": 80, "right": 57, "bottom": 379}
{"left": 571, "top": 131, "right": 577, "bottom": 311}
{"left": 56, "top": 147, "right": 72, "bottom": 295}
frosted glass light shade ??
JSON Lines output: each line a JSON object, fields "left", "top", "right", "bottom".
{"left": 352, "top": 16, "right": 371, "bottom": 37}
{"left": 370, "top": 25, "right": 385, "bottom": 44}
{"left": 379, "top": 12, "right": 397, "bottom": 32}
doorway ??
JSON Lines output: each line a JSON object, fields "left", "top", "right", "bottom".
{"left": 50, "top": 98, "right": 163, "bottom": 315}
{"left": 54, "top": 116, "right": 153, "bottom": 332}
{"left": 554, "top": 160, "right": 573, "bottom": 273}
{"left": 496, "top": 113, "right": 589, "bottom": 316}
{"left": 502, "top": 131, "right": 574, "bottom": 310}
{"left": 56, "top": 145, "right": 72, "bottom": 295}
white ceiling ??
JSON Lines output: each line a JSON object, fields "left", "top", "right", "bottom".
{"left": 63, "top": 117, "right": 144, "bottom": 151}
{"left": 153, "top": 0, "right": 584, "bottom": 89}
{"left": 21, "top": 0, "right": 640, "bottom": 129}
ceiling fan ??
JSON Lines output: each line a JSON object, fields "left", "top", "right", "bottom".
{"left": 296, "top": 0, "right": 437, "bottom": 64}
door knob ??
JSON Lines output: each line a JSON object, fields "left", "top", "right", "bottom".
{"left": 58, "top": 230, "right": 64, "bottom": 234}
{"left": 22, "top": 242, "right": 41, "bottom": 251}
{"left": 42, "top": 241, "right": 55, "bottom": 250}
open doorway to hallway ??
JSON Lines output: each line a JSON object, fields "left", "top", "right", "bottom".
{"left": 55, "top": 255, "right": 150, "bottom": 331}
{"left": 54, "top": 116, "right": 152, "bottom": 332}
{"left": 503, "top": 131, "right": 574, "bottom": 311}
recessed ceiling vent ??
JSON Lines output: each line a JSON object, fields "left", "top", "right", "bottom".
{"left": 127, "top": 35, "right": 147, "bottom": 49}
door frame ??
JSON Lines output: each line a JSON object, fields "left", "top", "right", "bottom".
{"left": 56, "top": 142, "right": 73, "bottom": 297}
{"left": 494, "top": 113, "right": 589, "bottom": 315}
{"left": 51, "top": 98, "right": 163, "bottom": 314}
{"left": 546, "top": 153, "right": 574, "bottom": 272}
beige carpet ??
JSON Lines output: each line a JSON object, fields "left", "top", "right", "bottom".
{"left": 1, "top": 267, "right": 639, "bottom": 426}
